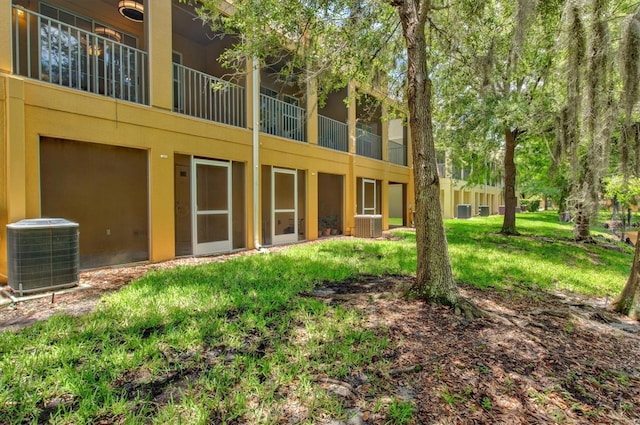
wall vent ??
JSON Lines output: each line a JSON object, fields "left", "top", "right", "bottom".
{"left": 354, "top": 214, "right": 382, "bottom": 238}
{"left": 7, "top": 218, "right": 79, "bottom": 296}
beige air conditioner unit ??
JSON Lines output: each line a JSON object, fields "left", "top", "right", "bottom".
{"left": 354, "top": 214, "right": 382, "bottom": 238}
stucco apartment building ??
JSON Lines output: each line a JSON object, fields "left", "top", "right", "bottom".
{"left": 0, "top": 0, "right": 503, "bottom": 278}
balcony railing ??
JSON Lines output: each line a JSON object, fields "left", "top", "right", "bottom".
{"left": 318, "top": 115, "right": 348, "bottom": 152}
{"left": 388, "top": 140, "right": 407, "bottom": 166}
{"left": 356, "top": 125, "right": 382, "bottom": 160}
{"left": 173, "top": 63, "right": 246, "bottom": 128}
{"left": 452, "top": 167, "right": 470, "bottom": 181}
{"left": 12, "top": 6, "right": 148, "bottom": 104}
{"left": 260, "top": 94, "right": 306, "bottom": 142}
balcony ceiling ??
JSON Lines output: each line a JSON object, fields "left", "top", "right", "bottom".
{"left": 13, "top": 0, "right": 221, "bottom": 47}
{"left": 82, "top": 0, "right": 220, "bottom": 45}
{"left": 172, "top": 0, "right": 219, "bottom": 46}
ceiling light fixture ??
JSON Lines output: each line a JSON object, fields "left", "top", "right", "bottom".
{"left": 94, "top": 26, "right": 122, "bottom": 42}
{"left": 118, "top": 0, "right": 144, "bottom": 22}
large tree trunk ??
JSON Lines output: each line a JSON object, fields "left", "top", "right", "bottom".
{"left": 574, "top": 202, "right": 592, "bottom": 241}
{"left": 501, "top": 128, "right": 519, "bottom": 235}
{"left": 613, "top": 236, "right": 640, "bottom": 319}
{"left": 396, "top": 0, "right": 458, "bottom": 306}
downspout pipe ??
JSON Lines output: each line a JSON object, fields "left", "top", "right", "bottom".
{"left": 252, "top": 56, "right": 262, "bottom": 251}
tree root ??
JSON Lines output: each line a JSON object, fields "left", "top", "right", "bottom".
{"left": 453, "top": 297, "right": 493, "bottom": 321}
{"left": 612, "top": 297, "right": 639, "bottom": 321}
{"left": 499, "top": 229, "right": 521, "bottom": 236}
{"left": 453, "top": 297, "right": 522, "bottom": 327}
{"left": 528, "top": 308, "right": 572, "bottom": 319}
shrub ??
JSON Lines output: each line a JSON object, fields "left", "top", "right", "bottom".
{"left": 521, "top": 196, "right": 542, "bottom": 212}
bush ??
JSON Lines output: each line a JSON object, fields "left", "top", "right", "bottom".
{"left": 520, "top": 196, "right": 542, "bottom": 213}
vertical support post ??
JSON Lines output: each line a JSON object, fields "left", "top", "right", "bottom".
{"left": 347, "top": 82, "right": 357, "bottom": 154}
{"left": 307, "top": 74, "right": 318, "bottom": 145}
{"left": 0, "top": 2, "right": 12, "bottom": 74}
{"left": 381, "top": 100, "right": 389, "bottom": 162}
{"left": 147, "top": 0, "right": 173, "bottom": 110}
{"left": 252, "top": 57, "right": 261, "bottom": 249}
{"left": 149, "top": 151, "right": 175, "bottom": 262}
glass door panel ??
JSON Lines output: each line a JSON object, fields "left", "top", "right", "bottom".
{"left": 274, "top": 172, "right": 295, "bottom": 209}
{"left": 274, "top": 212, "right": 296, "bottom": 236}
{"left": 192, "top": 159, "right": 232, "bottom": 255}
{"left": 196, "top": 164, "right": 228, "bottom": 211}
{"left": 363, "top": 178, "right": 376, "bottom": 214}
{"left": 272, "top": 168, "right": 298, "bottom": 244}
{"left": 197, "top": 214, "right": 229, "bottom": 244}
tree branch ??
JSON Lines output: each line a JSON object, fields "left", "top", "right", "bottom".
{"left": 419, "top": 0, "right": 431, "bottom": 26}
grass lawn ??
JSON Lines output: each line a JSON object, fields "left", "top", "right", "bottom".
{"left": 443, "top": 212, "right": 633, "bottom": 295}
{"left": 388, "top": 217, "right": 404, "bottom": 226}
{"left": 0, "top": 211, "right": 637, "bottom": 424}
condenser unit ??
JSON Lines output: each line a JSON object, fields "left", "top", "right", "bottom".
{"left": 354, "top": 214, "right": 382, "bottom": 238}
{"left": 7, "top": 218, "right": 79, "bottom": 296}
{"left": 457, "top": 204, "right": 472, "bottom": 219}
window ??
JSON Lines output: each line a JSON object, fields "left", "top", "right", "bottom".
{"left": 260, "top": 86, "right": 278, "bottom": 98}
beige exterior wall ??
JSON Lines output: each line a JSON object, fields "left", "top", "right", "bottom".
{"left": 438, "top": 178, "right": 504, "bottom": 219}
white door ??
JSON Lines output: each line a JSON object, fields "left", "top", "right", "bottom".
{"left": 192, "top": 159, "right": 232, "bottom": 255}
{"left": 362, "top": 178, "right": 377, "bottom": 214}
{"left": 272, "top": 167, "right": 298, "bottom": 245}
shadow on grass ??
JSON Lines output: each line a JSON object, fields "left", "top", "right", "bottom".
{"left": 0, "top": 250, "right": 406, "bottom": 424}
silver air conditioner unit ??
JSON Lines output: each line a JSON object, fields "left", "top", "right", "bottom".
{"left": 7, "top": 218, "right": 79, "bottom": 296}
{"left": 354, "top": 214, "right": 382, "bottom": 238}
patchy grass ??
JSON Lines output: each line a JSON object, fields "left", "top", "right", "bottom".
{"left": 0, "top": 211, "right": 636, "bottom": 424}
{"left": 0, "top": 245, "right": 409, "bottom": 424}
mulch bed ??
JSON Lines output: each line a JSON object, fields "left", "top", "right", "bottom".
{"left": 313, "top": 275, "right": 640, "bottom": 424}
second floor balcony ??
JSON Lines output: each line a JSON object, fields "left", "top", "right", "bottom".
{"left": 318, "top": 115, "right": 348, "bottom": 152}
{"left": 388, "top": 140, "right": 407, "bottom": 166}
{"left": 173, "top": 63, "right": 245, "bottom": 128}
{"left": 260, "top": 92, "right": 306, "bottom": 142}
{"left": 356, "top": 123, "right": 382, "bottom": 160}
{"left": 8, "top": 2, "right": 410, "bottom": 165}
{"left": 12, "top": 6, "right": 148, "bottom": 105}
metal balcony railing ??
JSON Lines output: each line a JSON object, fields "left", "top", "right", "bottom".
{"left": 356, "top": 125, "right": 382, "bottom": 160}
{"left": 12, "top": 6, "right": 148, "bottom": 104}
{"left": 451, "top": 167, "right": 471, "bottom": 181}
{"left": 173, "top": 63, "right": 246, "bottom": 128}
{"left": 260, "top": 94, "right": 306, "bottom": 142}
{"left": 318, "top": 115, "right": 348, "bottom": 152}
{"left": 388, "top": 140, "right": 407, "bottom": 166}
